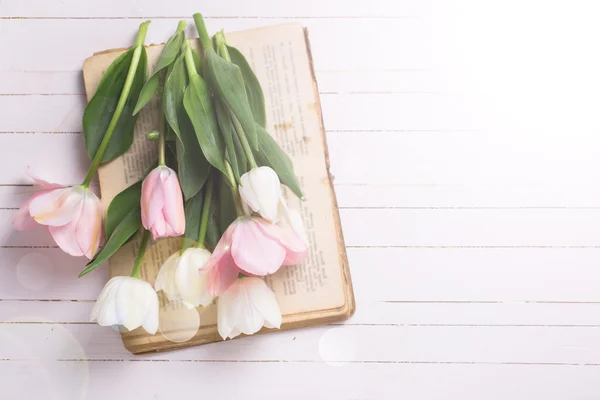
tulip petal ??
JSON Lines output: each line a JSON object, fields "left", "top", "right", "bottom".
{"left": 231, "top": 218, "right": 286, "bottom": 275}
{"left": 154, "top": 252, "right": 182, "bottom": 301}
{"left": 26, "top": 168, "right": 63, "bottom": 190}
{"left": 76, "top": 192, "right": 104, "bottom": 259}
{"left": 13, "top": 196, "right": 38, "bottom": 230}
{"left": 90, "top": 277, "right": 122, "bottom": 326}
{"left": 48, "top": 200, "right": 85, "bottom": 257}
{"left": 216, "top": 278, "right": 282, "bottom": 340}
{"left": 246, "top": 278, "right": 282, "bottom": 329}
{"left": 141, "top": 294, "right": 159, "bottom": 335}
{"left": 162, "top": 171, "right": 185, "bottom": 235}
{"left": 239, "top": 167, "right": 282, "bottom": 223}
{"left": 278, "top": 202, "right": 309, "bottom": 245}
{"left": 146, "top": 176, "right": 165, "bottom": 231}
{"left": 255, "top": 217, "right": 308, "bottom": 266}
{"left": 206, "top": 251, "right": 240, "bottom": 296}
{"left": 176, "top": 248, "right": 213, "bottom": 307}
{"left": 29, "top": 187, "right": 84, "bottom": 227}
{"left": 140, "top": 170, "right": 157, "bottom": 229}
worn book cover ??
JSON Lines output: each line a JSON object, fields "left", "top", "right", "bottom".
{"left": 82, "top": 23, "right": 355, "bottom": 354}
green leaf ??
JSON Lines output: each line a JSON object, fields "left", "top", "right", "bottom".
{"left": 253, "top": 124, "right": 304, "bottom": 199}
{"left": 232, "top": 124, "right": 248, "bottom": 175}
{"left": 132, "top": 74, "right": 159, "bottom": 116}
{"left": 227, "top": 45, "right": 266, "bottom": 128}
{"left": 183, "top": 190, "right": 204, "bottom": 242}
{"left": 164, "top": 53, "right": 211, "bottom": 199}
{"left": 83, "top": 47, "right": 148, "bottom": 163}
{"left": 163, "top": 54, "right": 187, "bottom": 141}
{"left": 206, "top": 212, "right": 220, "bottom": 250}
{"left": 218, "top": 174, "right": 237, "bottom": 233}
{"left": 215, "top": 101, "right": 241, "bottom": 181}
{"left": 79, "top": 209, "right": 142, "bottom": 277}
{"left": 133, "top": 30, "right": 185, "bottom": 115}
{"left": 183, "top": 74, "right": 227, "bottom": 176}
{"left": 203, "top": 51, "right": 257, "bottom": 149}
{"left": 105, "top": 180, "right": 142, "bottom": 238}
{"left": 176, "top": 114, "right": 211, "bottom": 199}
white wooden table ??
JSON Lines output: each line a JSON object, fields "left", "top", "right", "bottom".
{"left": 2, "top": 0, "right": 600, "bottom": 398}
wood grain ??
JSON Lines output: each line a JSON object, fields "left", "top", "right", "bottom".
{"left": 2, "top": 0, "right": 600, "bottom": 397}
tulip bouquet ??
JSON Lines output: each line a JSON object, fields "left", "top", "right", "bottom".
{"left": 13, "top": 14, "right": 309, "bottom": 341}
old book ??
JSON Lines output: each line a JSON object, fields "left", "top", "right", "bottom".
{"left": 82, "top": 23, "right": 355, "bottom": 354}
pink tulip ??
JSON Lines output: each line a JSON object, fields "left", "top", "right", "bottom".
{"left": 204, "top": 216, "right": 308, "bottom": 295}
{"left": 13, "top": 169, "right": 104, "bottom": 259}
{"left": 141, "top": 166, "right": 185, "bottom": 240}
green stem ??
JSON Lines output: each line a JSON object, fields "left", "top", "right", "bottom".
{"left": 183, "top": 41, "right": 199, "bottom": 78}
{"left": 176, "top": 20, "right": 186, "bottom": 32}
{"left": 196, "top": 175, "right": 214, "bottom": 248}
{"left": 193, "top": 13, "right": 215, "bottom": 55}
{"left": 130, "top": 229, "right": 151, "bottom": 278}
{"left": 224, "top": 161, "right": 244, "bottom": 216}
{"left": 157, "top": 105, "right": 166, "bottom": 166}
{"left": 82, "top": 21, "right": 150, "bottom": 188}
{"left": 231, "top": 112, "right": 258, "bottom": 169}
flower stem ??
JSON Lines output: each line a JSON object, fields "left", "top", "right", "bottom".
{"left": 231, "top": 111, "right": 258, "bottom": 169}
{"left": 224, "top": 161, "right": 244, "bottom": 216}
{"left": 130, "top": 229, "right": 151, "bottom": 278}
{"left": 82, "top": 21, "right": 150, "bottom": 188}
{"left": 157, "top": 104, "right": 166, "bottom": 166}
{"left": 196, "top": 175, "right": 214, "bottom": 248}
{"left": 193, "top": 13, "right": 215, "bottom": 55}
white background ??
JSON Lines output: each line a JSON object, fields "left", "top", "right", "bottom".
{"left": 2, "top": 0, "right": 600, "bottom": 398}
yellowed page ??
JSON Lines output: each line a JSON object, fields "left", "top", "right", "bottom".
{"left": 83, "top": 23, "right": 353, "bottom": 352}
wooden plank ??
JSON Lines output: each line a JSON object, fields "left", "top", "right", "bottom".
{"left": 6, "top": 183, "right": 600, "bottom": 210}
{"left": 0, "top": 0, "right": 426, "bottom": 18}
{"left": 0, "top": 70, "right": 432, "bottom": 95}
{"left": 0, "top": 248, "right": 107, "bottom": 300}
{"left": 1, "top": 361, "right": 598, "bottom": 400}
{"left": 340, "top": 208, "right": 600, "bottom": 247}
{"left": 0, "top": 19, "right": 427, "bottom": 72}
{"left": 3, "top": 247, "right": 600, "bottom": 303}
{"left": 2, "top": 323, "right": 600, "bottom": 364}
{"left": 6, "top": 207, "right": 600, "bottom": 248}
{"left": 0, "top": 70, "right": 437, "bottom": 95}
{"left": 5, "top": 183, "right": 600, "bottom": 210}
{"left": 5, "top": 247, "right": 600, "bottom": 305}
{"left": 349, "top": 248, "right": 600, "bottom": 302}
{"left": 334, "top": 184, "right": 600, "bottom": 209}
{"left": 5, "top": 127, "right": 600, "bottom": 188}
{"left": 0, "top": 72, "right": 83, "bottom": 95}
{"left": 7, "top": 299, "right": 600, "bottom": 328}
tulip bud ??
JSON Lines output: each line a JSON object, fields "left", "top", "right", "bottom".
{"left": 141, "top": 166, "right": 185, "bottom": 240}
{"left": 239, "top": 166, "right": 282, "bottom": 223}
{"left": 91, "top": 276, "right": 159, "bottom": 334}
{"left": 155, "top": 248, "right": 214, "bottom": 308}
{"left": 217, "top": 277, "right": 282, "bottom": 340}
{"left": 15, "top": 169, "right": 104, "bottom": 259}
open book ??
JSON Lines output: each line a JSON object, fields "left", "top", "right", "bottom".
{"left": 82, "top": 23, "right": 355, "bottom": 354}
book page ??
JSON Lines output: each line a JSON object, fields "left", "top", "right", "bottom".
{"left": 83, "top": 23, "right": 352, "bottom": 350}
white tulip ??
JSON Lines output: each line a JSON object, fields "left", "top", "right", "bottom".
{"left": 277, "top": 201, "right": 309, "bottom": 246}
{"left": 90, "top": 276, "right": 159, "bottom": 334}
{"left": 239, "top": 166, "right": 282, "bottom": 223}
{"left": 217, "top": 277, "right": 282, "bottom": 340}
{"left": 155, "top": 248, "right": 214, "bottom": 308}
